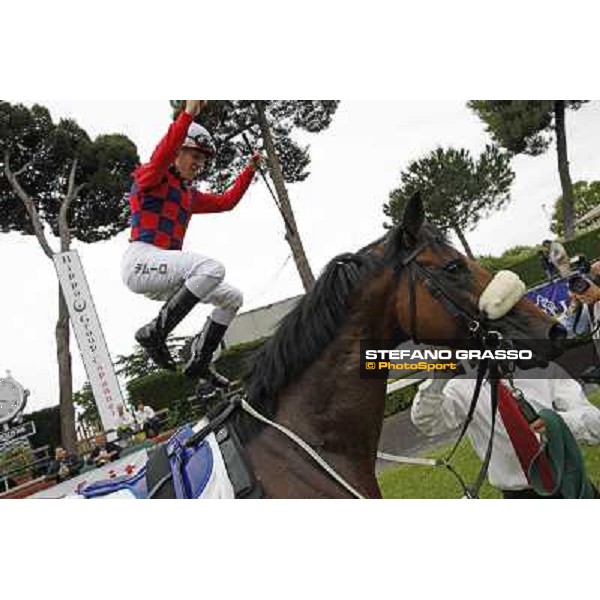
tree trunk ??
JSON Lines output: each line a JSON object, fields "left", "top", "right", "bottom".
{"left": 56, "top": 287, "right": 76, "bottom": 453}
{"left": 254, "top": 102, "right": 316, "bottom": 291}
{"left": 453, "top": 225, "right": 475, "bottom": 260}
{"left": 56, "top": 161, "right": 79, "bottom": 452}
{"left": 6, "top": 153, "right": 80, "bottom": 454}
{"left": 554, "top": 101, "right": 575, "bottom": 241}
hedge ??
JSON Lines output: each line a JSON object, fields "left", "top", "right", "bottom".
{"left": 125, "top": 338, "right": 266, "bottom": 410}
{"left": 22, "top": 405, "right": 61, "bottom": 451}
{"left": 127, "top": 371, "right": 196, "bottom": 411}
{"left": 216, "top": 338, "right": 266, "bottom": 380}
{"left": 479, "top": 226, "right": 600, "bottom": 287}
{"left": 385, "top": 382, "right": 420, "bottom": 417}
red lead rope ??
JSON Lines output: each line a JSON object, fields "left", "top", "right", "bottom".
{"left": 496, "top": 382, "right": 556, "bottom": 493}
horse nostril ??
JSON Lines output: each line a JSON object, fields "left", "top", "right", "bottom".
{"left": 548, "top": 322, "right": 568, "bottom": 356}
{"left": 549, "top": 322, "right": 567, "bottom": 341}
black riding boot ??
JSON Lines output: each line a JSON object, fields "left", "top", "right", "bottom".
{"left": 183, "top": 318, "right": 230, "bottom": 388}
{"left": 135, "top": 284, "right": 200, "bottom": 370}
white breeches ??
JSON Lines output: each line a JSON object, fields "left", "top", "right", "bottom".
{"left": 121, "top": 242, "right": 243, "bottom": 326}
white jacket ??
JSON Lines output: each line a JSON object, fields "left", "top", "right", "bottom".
{"left": 411, "top": 370, "right": 600, "bottom": 490}
{"left": 135, "top": 405, "right": 156, "bottom": 425}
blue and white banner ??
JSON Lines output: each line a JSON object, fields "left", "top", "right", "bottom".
{"left": 526, "top": 278, "right": 570, "bottom": 318}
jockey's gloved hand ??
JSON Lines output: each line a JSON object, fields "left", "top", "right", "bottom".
{"left": 249, "top": 151, "right": 264, "bottom": 170}
{"left": 185, "top": 100, "right": 208, "bottom": 117}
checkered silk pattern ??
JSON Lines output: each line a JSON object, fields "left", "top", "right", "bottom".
{"left": 129, "top": 170, "right": 193, "bottom": 250}
{"left": 127, "top": 111, "right": 256, "bottom": 250}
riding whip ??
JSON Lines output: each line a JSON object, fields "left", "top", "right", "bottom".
{"left": 241, "top": 132, "right": 296, "bottom": 238}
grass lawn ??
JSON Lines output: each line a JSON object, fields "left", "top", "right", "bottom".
{"left": 378, "top": 389, "right": 600, "bottom": 499}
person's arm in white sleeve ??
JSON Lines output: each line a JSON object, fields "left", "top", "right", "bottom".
{"left": 550, "top": 378, "right": 600, "bottom": 444}
{"left": 411, "top": 376, "right": 471, "bottom": 437}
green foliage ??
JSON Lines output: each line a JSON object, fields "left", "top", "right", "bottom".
{"left": 23, "top": 405, "right": 61, "bottom": 450}
{"left": 477, "top": 226, "right": 600, "bottom": 287}
{"left": 126, "top": 370, "right": 196, "bottom": 412}
{"left": 0, "top": 101, "right": 139, "bottom": 243}
{"left": 120, "top": 337, "right": 265, "bottom": 410}
{"left": 0, "top": 442, "right": 36, "bottom": 479}
{"left": 468, "top": 101, "right": 589, "bottom": 240}
{"left": 477, "top": 245, "right": 538, "bottom": 274}
{"left": 385, "top": 383, "right": 419, "bottom": 417}
{"left": 468, "top": 100, "right": 555, "bottom": 155}
{"left": 172, "top": 100, "right": 340, "bottom": 192}
{"left": 72, "top": 382, "right": 101, "bottom": 430}
{"left": 168, "top": 397, "right": 195, "bottom": 429}
{"left": 379, "top": 388, "right": 600, "bottom": 498}
{"left": 383, "top": 145, "right": 514, "bottom": 240}
{"left": 378, "top": 440, "right": 502, "bottom": 499}
{"left": 551, "top": 180, "right": 600, "bottom": 236}
{"left": 115, "top": 336, "right": 188, "bottom": 380}
{"left": 468, "top": 101, "right": 587, "bottom": 156}
{"left": 215, "top": 338, "right": 266, "bottom": 380}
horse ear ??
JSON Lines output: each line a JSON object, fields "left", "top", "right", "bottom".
{"left": 401, "top": 192, "right": 424, "bottom": 241}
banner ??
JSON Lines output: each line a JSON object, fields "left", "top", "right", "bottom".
{"left": 526, "top": 278, "right": 570, "bottom": 317}
{"left": 53, "top": 251, "right": 129, "bottom": 434}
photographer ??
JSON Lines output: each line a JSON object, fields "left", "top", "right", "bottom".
{"left": 565, "top": 260, "right": 600, "bottom": 379}
{"left": 541, "top": 239, "right": 571, "bottom": 278}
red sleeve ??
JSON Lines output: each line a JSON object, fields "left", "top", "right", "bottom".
{"left": 191, "top": 165, "right": 257, "bottom": 214}
{"left": 133, "top": 111, "right": 193, "bottom": 190}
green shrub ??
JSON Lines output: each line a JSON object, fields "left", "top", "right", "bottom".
{"left": 168, "top": 396, "right": 195, "bottom": 429}
{"left": 0, "top": 442, "right": 35, "bottom": 478}
{"left": 385, "top": 382, "right": 420, "bottom": 417}
{"left": 478, "top": 226, "right": 600, "bottom": 287}
{"left": 124, "top": 338, "right": 265, "bottom": 411}
{"left": 127, "top": 371, "right": 196, "bottom": 411}
{"left": 215, "top": 338, "right": 266, "bottom": 380}
{"left": 23, "top": 405, "right": 61, "bottom": 450}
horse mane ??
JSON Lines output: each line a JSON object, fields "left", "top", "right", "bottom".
{"left": 239, "top": 222, "right": 449, "bottom": 435}
{"left": 244, "top": 250, "right": 384, "bottom": 418}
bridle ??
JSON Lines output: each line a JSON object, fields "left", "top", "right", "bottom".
{"left": 189, "top": 230, "right": 518, "bottom": 499}
{"left": 395, "top": 235, "right": 491, "bottom": 346}
{"left": 392, "top": 230, "right": 516, "bottom": 498}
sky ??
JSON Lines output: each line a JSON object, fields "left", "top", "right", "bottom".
{"left": 2, "top": 99, "right": 600, "bottom": 412}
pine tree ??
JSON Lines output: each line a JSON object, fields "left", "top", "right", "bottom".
{"left": 0, "top": 102, "right": 138, "bottom": 452}
{"left": 468, "top": 100, "right": 589, "bottom": 241}
{"left": 384, "top": 146, "right": 514, "bottom": 258}
{"left": 173, "top": 100, "right": 340, "bottom": 291}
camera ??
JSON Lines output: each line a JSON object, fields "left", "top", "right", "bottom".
{"left": 569, "top": 254, "right": 591, "bottom": 274}
{"left": 568, "top": 274, "right": 592, "bottom": 294}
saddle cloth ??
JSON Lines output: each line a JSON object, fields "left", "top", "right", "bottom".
{"left": 77, "top": 418, "right": 235, "bottom": 500}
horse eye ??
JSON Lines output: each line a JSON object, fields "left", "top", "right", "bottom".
{"left": 444, "top": 259, "right": 465, "bottom": 274}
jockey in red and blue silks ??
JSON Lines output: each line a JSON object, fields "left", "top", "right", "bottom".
{"left": 121, "top": 100, "right": 262, "bottom": 395}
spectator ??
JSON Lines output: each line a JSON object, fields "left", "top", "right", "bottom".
{"left": 411, "top": 364, "right": 600, "bottom": 498}
{"left": 87, "top": 433, "right": 122, "bottom": 467}
{"left": 542, "top": 239, "right": 570, "bottom": 278}
{"left": 46, "top": 446, "right": 83, "bottom": 483}
{"left": 538, "top": 248, "right": 558, "bottom": 281}
{"left": 135, "top": 403, "right": 161, "bottom": 439}
{"left": 116, "top": 405, "right": 137, "bottom": 443}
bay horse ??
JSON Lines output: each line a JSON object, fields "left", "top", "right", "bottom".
{"left": 234, "top": 193, "right": 566, "bottom": 498}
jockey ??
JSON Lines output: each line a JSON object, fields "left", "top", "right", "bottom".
{"left": 121, "top": 100, "right": 262, "bottom": 392}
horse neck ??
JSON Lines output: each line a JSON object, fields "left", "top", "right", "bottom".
{"left": 248, "top": 278, "right": 395, "bottom": 498}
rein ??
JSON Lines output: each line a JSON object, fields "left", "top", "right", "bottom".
{"left": 391, "top": 231, "right": 512, "bottom": 498}
{"left": 187, "top": 229, "right": 523, "bottom": 499}
{"left": 186, "top": 393, "right": 366, "bottom": 498}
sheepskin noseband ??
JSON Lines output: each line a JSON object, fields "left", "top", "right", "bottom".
{"left": 478, "top": 270, "right": 526, "bottom": 320}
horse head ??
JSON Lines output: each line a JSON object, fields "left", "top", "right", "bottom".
{"left": 382, "top": 192, "right": 566, "bottom": 363}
